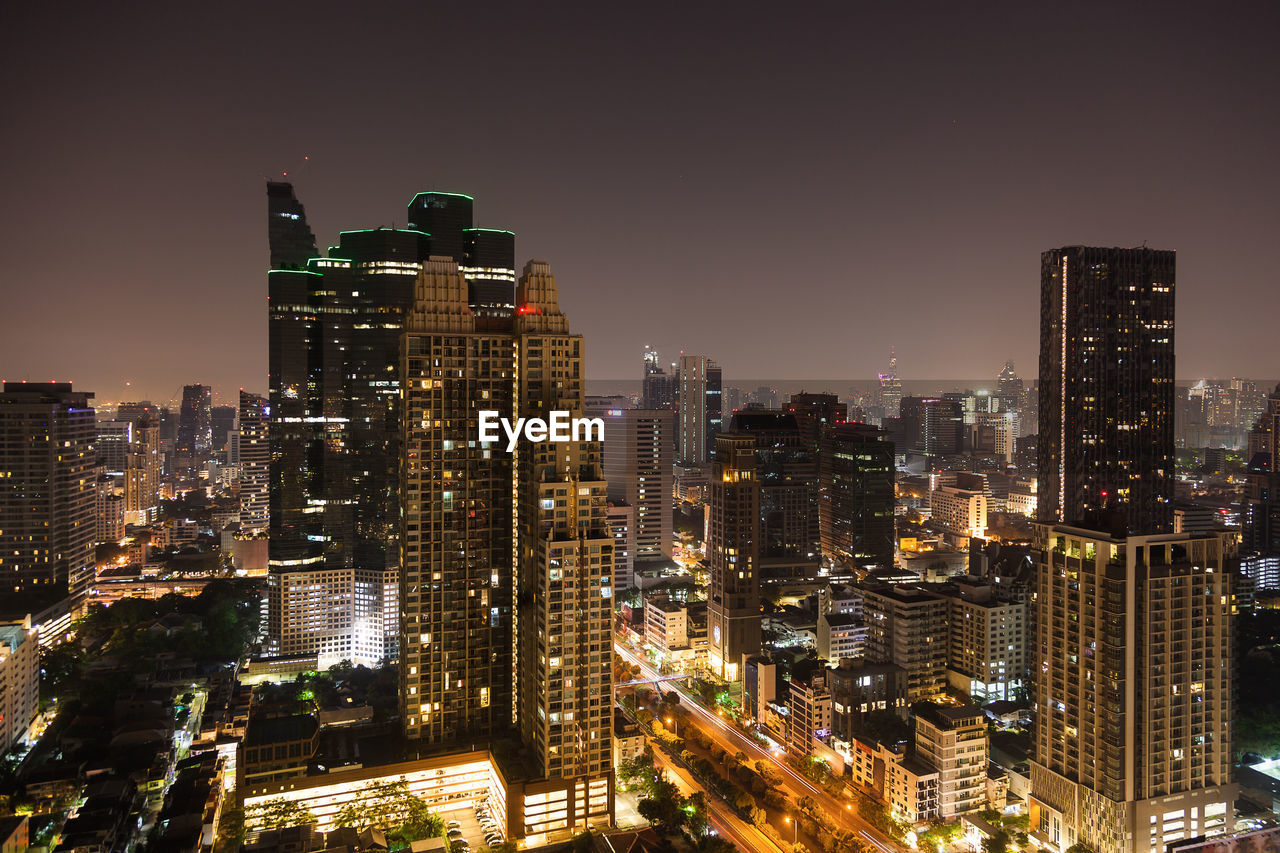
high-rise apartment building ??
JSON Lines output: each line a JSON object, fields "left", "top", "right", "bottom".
{"left": 1028, "top": 525, "right": 1235, "bottom": 853}
{"left": 238, "top": 391, "right": 269, "bottom": 534}
{"left": 0, "top": 382, "right": 97, "bottom": 603}
{"left": 602, "top": 409, "right": 673, "bottom": 564}
{"left": 818, "top": 423, "right": 895, "bottom": 570}
{"left": 707, "top": 433, "right": 761, "bottom": 682}
{"left": 941, "top": 578, "right": 1025, "bottom": 702}
{"left": 860, "top": 585, "right": 948, "bottom": 702}
{"left": 399, "top": 258, "right": 614, "bottom": 835}
{"left": 1037, "top": 246, "right": 1175, "bottom": 535}
{"left": 677, "top": 355, "right": 720, "bottom": 465}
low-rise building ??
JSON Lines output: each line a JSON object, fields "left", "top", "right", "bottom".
{"left": 613, "top": 710, "right": 646, "bottom": 771}
{"left": 930, "top": 486, "right": 987, "bottom": 539}
{"left": 644, "top": 598, "right": 688, "bottom": 651}
{"left": 817, "top": 612, "right": 866, "bottom": 663}
{"left": 827, "top": 658, "right": 908, "bottom": 741}
{"left": 786, "top": 670, "right": 832, "bottom": 759}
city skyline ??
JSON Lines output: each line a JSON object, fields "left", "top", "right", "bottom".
{"left": 4, "top": 3, "right": 1280, "bottom": 398}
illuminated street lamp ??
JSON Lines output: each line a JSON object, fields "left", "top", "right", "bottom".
{"left": 665, "top": 716, "right": 678, "bottom": 737}
{"left": 784, "top": 815, "right": 797, "bottom": 845}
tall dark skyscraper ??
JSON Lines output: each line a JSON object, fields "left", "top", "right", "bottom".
{"left": 267, "top": 184, "right": 520, "bottom": 665}
{"left": 818, "top": 422, "right": 895, "bottom": 571}
{"left": 0, "top": 383, "right": 96, "bottom": 603}
{"left": 1037, "top": 246, "right": 1175, "bottom": 535}
{"left": 175, "top": 383, "right": 211, "bottom": 480}
{"left": 786, "top": 391, "right": 847, "bottom": 451}
{"left": 729, "top": 411, "right": 820, "bottom": 585}
{"left": 267, "top": 181, "right": 317, "bottom": 270}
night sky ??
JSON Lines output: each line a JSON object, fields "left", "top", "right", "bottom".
{"left": 3, "top": 3, "right": 1277, "bottom": 403}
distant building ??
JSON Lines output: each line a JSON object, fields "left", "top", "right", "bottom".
{"left": 175, "top": 384, "right": 212, "bottom": 482}
{"left": 786, "top": 392, "right": 847, "bottom": 451}
{"left": 238, "top": 390, "right": 269, "bottom": 534}
{"left": 641, "top": 346, "right": 677, "bottom": 411}
{"left": 930, "top": 486, "right": 988, "bottom": 539}
{"left": 677, "top": 355, "right": 721, "bottom": 465}
{"left": 603, "top": 409, "right": 674, "bottom": 564}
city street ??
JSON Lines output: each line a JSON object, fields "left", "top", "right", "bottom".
{"left": 651, "top": 748, "right": 782, "bottom": 853}
{"left": 616, "top": 641, "right": 904, "bottom": 853}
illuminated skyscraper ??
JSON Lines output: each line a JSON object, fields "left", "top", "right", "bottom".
{"left": 0, "top": 382, "right": 96, "bottom": 603}
{"left": 400, "top": 258, "right": 614, "bottom": 835}
{"left": 706, "top": 433, "right": 761, "bottom": 682}
{"left": 1037, "top": 246, "right": 1175, "bottom": 535}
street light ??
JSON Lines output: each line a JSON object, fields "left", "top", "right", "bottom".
{"left": 784, "top": 815, "right": 797, "bottom": 846}
{"left": 665, "top": 716, "right": 678, "bottom": 737}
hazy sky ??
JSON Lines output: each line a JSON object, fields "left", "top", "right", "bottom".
{"left": 2, "top": 2, "right": 1277, "bottom": 403}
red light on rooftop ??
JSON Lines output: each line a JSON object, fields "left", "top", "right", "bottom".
{"left": 516, "top": 305, "right": 542, "bottom": 316}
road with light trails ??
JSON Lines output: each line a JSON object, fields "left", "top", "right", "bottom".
{"left": 651, "top": 748, "right": 783, "bottom": 853}
{"left": 616, "top": 640, "right": 906, "bottom": 853}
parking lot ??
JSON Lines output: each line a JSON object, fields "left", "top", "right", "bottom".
{"left": 439, "top": 802, "right": 506, "bottom": 851}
